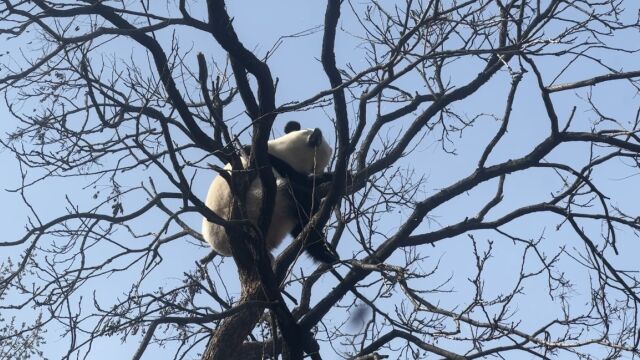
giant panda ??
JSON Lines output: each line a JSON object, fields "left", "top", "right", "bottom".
{"left": 201, "top": 121, "right": 338, "bottom": 264}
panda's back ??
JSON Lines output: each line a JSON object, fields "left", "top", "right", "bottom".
{"left": 202, "top": 162, "right": 297, "bottom": 257}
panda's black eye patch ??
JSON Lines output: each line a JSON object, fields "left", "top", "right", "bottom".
{"left": 285, "top": 121, "right": 301, "bottom": 134}
{"left": 308, "top": 128, "right": 323, "bottom": 147}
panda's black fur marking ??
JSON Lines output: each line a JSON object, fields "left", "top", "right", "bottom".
{"left": 284, "top": 120, "right": 301, "bottom": 134}
{"left": 266, "top": 146, "right": 337, "bottom": 264}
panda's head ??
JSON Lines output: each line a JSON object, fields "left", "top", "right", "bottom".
{"left": 268, "top": 121, "right": 332, "bottom": 175}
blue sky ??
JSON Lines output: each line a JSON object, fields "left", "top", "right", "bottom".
{"left": 2, "top": 1, "right": 640, "bottom": 359}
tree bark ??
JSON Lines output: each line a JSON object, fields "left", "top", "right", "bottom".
{"left": 201, "top": 274, "right": 266, "bottom": 360}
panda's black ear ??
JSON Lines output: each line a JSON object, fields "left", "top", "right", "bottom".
{"left": 285, "top": 121, "right": 301, "bottom": 134}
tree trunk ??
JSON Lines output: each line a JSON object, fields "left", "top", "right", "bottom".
{"left": 201, "top": 276, "right": 266, "bottom": 360}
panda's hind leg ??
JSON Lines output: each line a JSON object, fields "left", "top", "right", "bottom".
{"left": 290, "top": 221, "right": 338, "bottom": 264}
{"left": 284, "top": 175, "right": 338, "bottom": 264}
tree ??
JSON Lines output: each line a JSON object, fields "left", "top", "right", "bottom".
{"left": 1, "top": 0, "right": 640, "bottom": 359}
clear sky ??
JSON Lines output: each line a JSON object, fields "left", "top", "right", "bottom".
{"left": 1, "top": 1, "right": 640, "bottom": 359}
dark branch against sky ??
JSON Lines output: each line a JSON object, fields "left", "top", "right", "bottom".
{"left": 1, "top": 1, "right": 640, "bottom": 359}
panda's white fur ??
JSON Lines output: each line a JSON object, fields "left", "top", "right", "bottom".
{"left": 201, "top": 128, "right": 332, "bottom": 257}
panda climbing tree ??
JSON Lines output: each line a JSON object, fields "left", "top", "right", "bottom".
{"left": 202, "top": 121, "right": 339, "bottom": 264}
